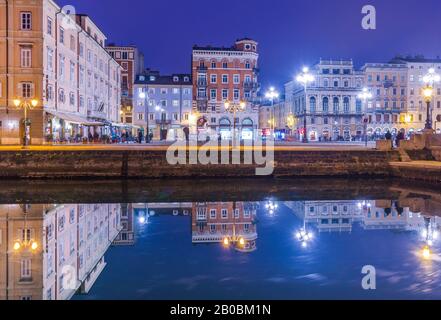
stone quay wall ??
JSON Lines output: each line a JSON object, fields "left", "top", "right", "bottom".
{"left": 0, "top": 149, "right": 403, "bottom": 179}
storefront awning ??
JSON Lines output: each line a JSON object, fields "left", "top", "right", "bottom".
{"left": 46, "top": 110, "right": 104, "bottom": 126}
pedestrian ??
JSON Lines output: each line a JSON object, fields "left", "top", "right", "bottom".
{"left": 138, "top": 130, "right": 143, "bottom": 144}
{"left": 183, "top": 127, "right": 190, "bottom": 142}
{"left": 149, "top": 131, "right": 154, "bottom": 143}
{"left": 395, "top": 131, "right": 404, "bottom": 148}
{"left": 385, "top": 130, "right": 392, "bottom": 148}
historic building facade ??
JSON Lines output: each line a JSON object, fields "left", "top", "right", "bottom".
{"left": 361, "top": 62, "right": 408, "bottom": 137}
{"left": 133, "top": 70, "right": 192, "bottom": 141}
{"left": 106, "top": 44, "right": 144, "bottom": 132}
{"left": 0, "top": 0, "right": 121, "bottom": 145}
{"left": 390, "top": 56, "right": 441, "bottom": 135}
{"left": 286, "top": 60, "right": 365, "bottom": 142}
{"left": 191, "top": 39, "right": 260, "bottom": 141}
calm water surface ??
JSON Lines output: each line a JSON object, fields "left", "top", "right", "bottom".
{"left": 1, "top": 178, "right": 440, "bottom": 300}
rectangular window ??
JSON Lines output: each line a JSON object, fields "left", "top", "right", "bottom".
{"left": 47, "top": 17, "right": 53, "bottom": 35}
{"left": 20, "top": 259, "right": 32, "bottom": 280}
{"left": 21, "top": 82, "right": 33, "bottom": 98}
{"left": 210, "top": 74, "right": 217, "bottom": 84}
{"left": 210, "top": 209, "right": 216, "bottom": 219}
{"left": 20, "top": 47, "right": 32, "bottom": 68}
{"left": 172, "top": 100, "right": 179, "bottom": 107}
{"left": 222, "top": 89, "right": 228, "bottom": 100}
{"left": 210, "top": 89, "right": 217, "bottom": 100}
{"left": 221, "top": 209, "right": 228, "bottom": 219}
{"left": 222, "top": 75, "right": 228, "bottom": 84}
{"left": 21, "top": 12, "right": 32, "bottom": 30}
{"left": 59, "top": 27, "right": 64, "bottom": 44}
{"left": 233, "top": 74, "right": 240, "bottom": 84}
{"left": 233, "top": 89, "right": 240, "bottom": 101}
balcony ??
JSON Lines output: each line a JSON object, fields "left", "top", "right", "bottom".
{"left": 197, "top": 79, "right": 208, "bottom": 87}
{"left": 196, "top": 94, "right": 208, "bottom": 101}
{"left": 244, "top": 81, "right": 260, "bottom": 91}
{"left": 155, "top": 119, "right": 172, "bottom": 125}
{"left": 197, "top": 66, "right": 208, "bottom": 73}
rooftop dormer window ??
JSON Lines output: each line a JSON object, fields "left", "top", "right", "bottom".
{"left": 184, "top": 76, "right": 189, "bottom": 82}
{"left": 149, "top": 76, "right": 155, "bottom": 81}
{"left": 245, "top": 44, "right": 251, "bottom": 50}
{"left": 139, "top": 76, "right": 145, "bottom": 81}
{"left": 173, "top": 76, "right": 179, "bottom": 82}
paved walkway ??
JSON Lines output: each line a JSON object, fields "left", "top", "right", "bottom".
{"left": 390, "top": 161, "right": 441, "bottom": 169}
{"left": 0, "top": 143, "right": 378, "bottom": 152}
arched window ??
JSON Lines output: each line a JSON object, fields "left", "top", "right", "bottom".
{"left": 322, "top": 97, "right": 329, "bottom": 113}
{"left": 333, "top": 97, "right": 339, "bottom": 113}
{"left": 242, "top": 118, "right": 253, "bottom": 126}
{"left": 356, "top": 99, "right": 362, "bottom": 113}
{"left": 343, "top": 97, "right": 350, "bottom": 113}
{"left": 310, "top": 97, "right": 316, "bottom": 113}
{"left": 219, "top": 118, "right": 231, "bottom": 127}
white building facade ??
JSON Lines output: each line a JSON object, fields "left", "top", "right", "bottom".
{"left": 286, "top": 60, "right": 365, "bottom": 142}
{"left": 133, "top": 71, "right": 193, "bottom": 141}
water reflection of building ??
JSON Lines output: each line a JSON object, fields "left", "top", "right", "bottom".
{"left": 287, "top": 199, "right": 441, "bottom": 236}
{"left": 361, "top": 200, "right": 409, "bottom": 230}
{"left": 191, "top": 202, "right": 258, "bottom": 252}
{"left": 132, "top": 203, "right": 193, "bottom": 217}
{"left": 113, "top": 204, "right": 135, "bottom": 246}
{"left": 286, "top": 201, "right": 363, "bottom": 233}
{"left": 0, "top": 204, "right": 121, "bottom": 300}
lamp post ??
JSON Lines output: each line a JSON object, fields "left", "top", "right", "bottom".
{"left": 224, "top": 101, "right": 246, "bottom": 147}
{"left": 358, "top": 87, "right": 373, "bottom": 147}
{"left": 422, "top": 68, "right": 441, "bottom": 131}
{"left": 139, "top": 89, "right": 150, "bottom": 143}
{"left": 13, "top": 98, "right": 38, "bottom": 148}
{"left": 296, "top": 67, "right": 315, "bottom": 143}
{"left": 265, "top": 87, "right": 279, "bottom": 140}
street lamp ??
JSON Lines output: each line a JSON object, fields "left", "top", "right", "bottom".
{"left": 358, "top": 87, "right": 373, "bottom": 147}
{"left": 422, "top": 68, "right": 441, "bottom": 131}
{"left": 296, "top": 67, "right": 315, "bottom": 143}
{"left": 13, "top": 98, "right": 38, "bottom": 148}
{"left": 224, "top": 101, "right": 246, "bottom": 147}
{"left": 265, "top": 87, "right": 279, "bottom": 139}
{"left": 139, "top": 90, "right": 150, "bottom": 143}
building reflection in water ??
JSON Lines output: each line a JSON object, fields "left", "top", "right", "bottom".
{"left": 192, "top": 202, "right": 259, "bottom": 253}
{"left": 1, "top": 197, "right": 440, "bottom": 300}
{"left": 0, "top": 204, "right": 122, "bottom": 300}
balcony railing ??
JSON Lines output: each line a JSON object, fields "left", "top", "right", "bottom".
{"left": 197, "top": 79, "right": 208, "bottom": 87}
{"left": 244, "top": 81, "right": 260, "bottom": 90}
{"left": 197, "top": 66, "right": 208, "bottom": 73}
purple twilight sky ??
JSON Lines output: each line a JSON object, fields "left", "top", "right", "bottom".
{"left": 58, "top": 0, "right": 441, "bottom": 90}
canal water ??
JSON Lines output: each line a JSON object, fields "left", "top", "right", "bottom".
{"left": 1, "top": 178, "right": 440, "bottom": 300}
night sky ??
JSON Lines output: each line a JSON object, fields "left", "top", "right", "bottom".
{"left": 59, "top": 0, "right": 441, "bottom": 89}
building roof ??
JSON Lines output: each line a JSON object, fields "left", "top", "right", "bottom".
{"left": 193, "top": 38, "right": 257, "bottom": 52}
{"left": 389, "top": 55, "right": 441, "bottom": 64}
{"left": 135, "top": 71, "right": 192, "bottom": 85}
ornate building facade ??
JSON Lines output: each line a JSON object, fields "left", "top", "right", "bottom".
{"left": 286, "top": 59, "right": 365, "bottom": 142}
{"left": 0, "top": 0, "right": 121, "bottom": 145}
{"left": 191, "top": 39, "right": 260, "bottom": 140}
